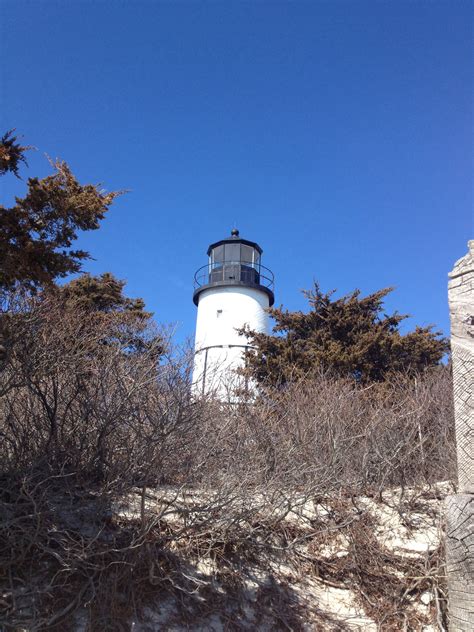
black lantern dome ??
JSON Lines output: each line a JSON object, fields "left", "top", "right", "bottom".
{"left": 193, "top": 229, "right": 274, "bottom": 306}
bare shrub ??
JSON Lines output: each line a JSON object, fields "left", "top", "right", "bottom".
{"left": 251, "top": 369, "right": 456, "bottom": 495}
{"left": 0, "top": 293, "right": 455, "bottom": 630}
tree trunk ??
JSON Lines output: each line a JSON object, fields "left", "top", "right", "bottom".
{"left": 446, "top": 240, "right": 474, "bottom": 630}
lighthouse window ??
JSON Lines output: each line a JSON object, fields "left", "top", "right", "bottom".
{"left": 225, "top": 243, "right": 240, "bottom": 263}
{"left": 241, "top": 244, "right": 253, "bottom": 265}
{"left": 212, "top": 245, "right": 224, "bottom": 264}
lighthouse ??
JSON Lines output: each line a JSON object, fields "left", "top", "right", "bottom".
{"left": 192, "top": 229, "right": 274, "bottom": 400}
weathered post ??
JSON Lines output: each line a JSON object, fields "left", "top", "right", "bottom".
{"left": 446, "top": 240, "right": 474, "bottom": 630}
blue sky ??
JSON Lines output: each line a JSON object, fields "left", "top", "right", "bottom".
{"left": 1, "top": 1, "right": 472, "bottom": 343}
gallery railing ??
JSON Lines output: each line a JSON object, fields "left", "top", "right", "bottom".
{"left": 193, "top": 260, "right": 274, "bottom": 292}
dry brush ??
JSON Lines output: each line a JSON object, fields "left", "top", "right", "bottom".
{"left": 0, "top": 294, "right": 456, "bottom": 630}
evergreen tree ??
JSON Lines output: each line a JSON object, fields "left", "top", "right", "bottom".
{"left": 242, "top": 283, "right": 448, "bottom": 385}
{"left": 0, "top": 131, "right": 158, "bottom": 363}
{"left": 0, "top": 130, "right": 121, "bottom": 291}
{"left": 56, "top": 273, "right": 161, "bottom": 355}
{"left": 60, "top": 272, "right": 150, "bottom": 318}
{"left": 0, "top": 129, "right": 31, "bottom": 177}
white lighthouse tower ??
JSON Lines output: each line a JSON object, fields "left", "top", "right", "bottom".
{"left": 192, "top": 229, "right": 274, "bottom": 400}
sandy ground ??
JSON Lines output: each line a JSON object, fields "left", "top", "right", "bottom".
{"left": 94, "top": 481, "right": 453, "bottom": 631}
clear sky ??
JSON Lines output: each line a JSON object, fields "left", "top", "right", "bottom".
{"left": 1, "top": 1, "right": 472, "bottom": 343}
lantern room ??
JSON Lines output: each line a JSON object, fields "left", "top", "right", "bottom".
{"left": 193, "top": 228, "right": 274, "bottom": 306}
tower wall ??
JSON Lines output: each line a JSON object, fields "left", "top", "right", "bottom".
{"left": 192, "top": 285, "right": 270, "bottom": 399}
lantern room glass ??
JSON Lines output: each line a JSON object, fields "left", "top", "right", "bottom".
{"left": 209, "top": 243, "right": 260, "bottom": 269}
